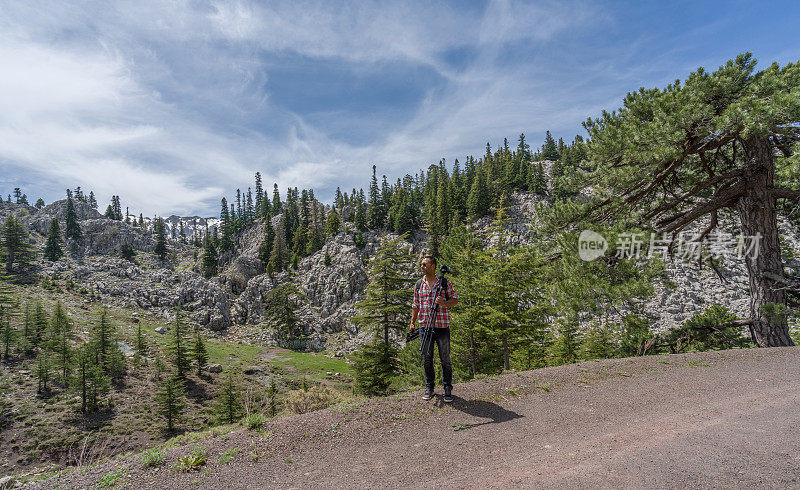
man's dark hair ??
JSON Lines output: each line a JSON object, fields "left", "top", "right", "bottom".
{"left": 422, "top": 255, "right": 437, "bottom": 266}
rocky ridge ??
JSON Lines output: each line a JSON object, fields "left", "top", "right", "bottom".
{"left": 4, "top": 191, "right": 800, "bottom": 350}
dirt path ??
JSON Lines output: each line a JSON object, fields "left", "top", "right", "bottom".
{"left": 31, "top": 348, "right": 800, "bottom": 488}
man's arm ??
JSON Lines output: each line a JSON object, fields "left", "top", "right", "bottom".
{"left": 410, "top": 306, "right": 419, "bottom": 330}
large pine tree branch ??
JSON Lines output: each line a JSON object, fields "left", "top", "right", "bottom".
{"left": 655, "top": 182, "right": 744, "bottom": 233}
{"left": 771, "top": 188, "right": 800, "bottom": 200}
{"left": 644, "top": 170, "right": 742, "bottom": 220}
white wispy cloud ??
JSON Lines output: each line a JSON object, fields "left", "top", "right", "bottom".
{"left": 6, "top": 0, "right": 758, "bottom": 217}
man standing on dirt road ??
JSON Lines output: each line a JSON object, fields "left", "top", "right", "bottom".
{"left": 410, "top": 255, "right": 459, "bottom": 402}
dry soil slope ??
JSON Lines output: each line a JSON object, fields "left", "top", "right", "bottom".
{"left": 31, "top": 347, "right": 800, "bottom": 489}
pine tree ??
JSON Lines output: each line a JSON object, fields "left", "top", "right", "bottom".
{"left": 441, "top": 225, "right": 492, "bottom": 377}
{"left": 353, "top": 341, "right": 399, "bottom": 396}
{"left": 35, "top": 198, "right": 45, "bottom": 209}
{"left": 153, "top": 217, "right": 167, "bottom": 260}
{"left": 65, "top": 193, "right": 82, "bottom": 241}
{"left": 548, "top": 320, "right": 582, "bottom": 366}
{"left": 135, "top": 323, "right": 148, "bottom": 360}
{"left": 367, "top": 165, "right": 384, "bottom": 229}
{"left": 272, "top": 183, "right": 282, "bottom": 214}
{"left": 48, "top": 301, "right": 73, "bottom": 386}
{"left": 1, "top": 307, "right": 15, "bottom": 361}
{"left": 214, "top": 373, "right": 241, "bottom": 424}
{"left": 93, "top": 308, "right": 114, "bottom": 368}
{"left": 541, "top": 130, "right": 560, "bottom": 161}
{"left": 88, "top": 191, "right": 97, "bottom": 209}
{"left": 258, "top": 216, "right": 275, "bottom": 271}
{"left": 43, "top": 218, "right": 63, "bottom": 262}
{"left": 168, "top": 311, "right": 191, "bottom": 379}
{"left": 92, "top": 308, "right": 125, "bottom": 380}
{"left": 202, "top": 234, "right": 219, "bottom": 278}
{"left": 255, "top": 172, "right": 264, "bottom": 218}
{"left": 263, "top": 283, "right": 303, "bottom": 339}
{"left": 156, "top": 376, "right": 186, "bottom": 432}
{"left": 467, "top": 170, "right": 490, "bottom": 219}
{"left": 72, "top": 343, "right": 109, "bottom": 413}
{"left": 193, "top": 330, "right": 208, "bottom": 376}
{"left": 326, "top": 208, "right": 340, "bottom": 236}
{"left": 352, "top": 235, "right": 415, "bottom": 344}
{"left": 268, "top": 221, "right": 288, "bottom": 272}
{"left": 33, "top": 301, "right": 48, "bottom": 345}
{"left": 354, "top": 192, "right": 367, "bottom": 232}
{"left": 35, "top": 351, "right": 51, "bottom": 394}
{"left": 1, "top": 214, "right": 33, "bottom": 273}
{"left": 219, "top": 198, "right": 233, "bottom": 252}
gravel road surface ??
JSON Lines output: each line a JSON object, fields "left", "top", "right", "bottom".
{"left": 31, "top": 347, "right": 800, "bottom": 489}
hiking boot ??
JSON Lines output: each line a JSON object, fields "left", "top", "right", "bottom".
{"left": 422, "top": 387, "right": 434, "bottom": 400}
{"left": 443, "top": 387, "right": 453, "bottom": 403}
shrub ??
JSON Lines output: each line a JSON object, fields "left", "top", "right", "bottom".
{"left": 219, "top": 447, "right": 239, "bottom": 464}
{"left": 285, "top": 385, "right": 340, "bottom": 414}
{"left": 97, "top": 467, "right": 126, "bottom": 487}
{"left": 175, "top": 445, "right": 207, "bottom": 472}
{"left": 140, "top": 448, "right": 166, "bottom": 468}
{"left": 662, "top": 304, "right": 752, "bottom": 352}
{"left": 354, "top": 232, "right": 366, "bottom": 248}
{"left": 242, "top": 413, "right": 266, "bottom": 431}
{"left": 353, "top": 341, "right": 399, "bottom": 396}
{"left": 120, "top": 244, "right": 136, "bottom": 262}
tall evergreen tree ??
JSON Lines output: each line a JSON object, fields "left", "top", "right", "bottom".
{"left": 367, "top": 165, "right": 384, "bottom": 229}
{"left": 255, "top": 172, "right": 264, "bottom": 218}
{"left": 202, "top": 234, "right": 219, "bottom": 278}
{"left": 43, "top": 219, "right": 64, "bottom": 262}
{"left": 35, "top": 351, "right": 51, "bottom": 394}
{"left": 2, "top": 214, "right": 34, "bottom": 273}
{"left": 269, "top": 221, "right": 288, "bottom": 272}
{"left": 541, "top": 130, "right": 560, "bottom": 161}
{"left": 1, "top": 307, "right": 15, "bottom": 361}
{"left": 64, "top": 189, "right": 82, "bottom": 240}
{"left": 156, "top": 376, "right": 186, "bottom": 432}
{"left": 584, "top": 53, "right": 800, "bottom": 347}
{"left": 72, "top": 343, "right": 110, "bottom": 413}
{"left": 326, "top": 207, "right": 340, "bottom": 236}
{"left": 153, "top": 217, "right": 167, "bottom": 260}
{"left": 193, "top": 330, "right": 208, "bottom": 376}
{"left": 168, "top": 310, "right": 191, "bottom": 379}
{"left": 48, "top": 301, "right": 73, "bottom": 386}
{"left": 213, "top": 373, "right": 241, "bottom": 424}
{"left": 272, "top": 183, "right": 282, "bottom": 214}
{"left": 351, "top": 235, "right": 415, "bottom": 344}
{"left": 219, "top": 198, "right": 233, "bottom": 253}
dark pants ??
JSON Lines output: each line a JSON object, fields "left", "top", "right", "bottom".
{"left": 420, "top": 328, "right": 452, "bottom": 390}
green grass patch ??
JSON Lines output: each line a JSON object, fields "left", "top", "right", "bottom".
{"left": 271, "top": 351, "right": 353, "bottom": 377}
{"left": 205, "top": 341, "right": 261, "bottom": 368}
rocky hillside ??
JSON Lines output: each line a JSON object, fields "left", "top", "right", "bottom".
{"left": 4, "top": 192, "right": 800, "bottom": 352}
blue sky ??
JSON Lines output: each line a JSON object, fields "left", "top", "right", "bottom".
{"left": 1, "top": 0, "right": 798, "bottom": 217}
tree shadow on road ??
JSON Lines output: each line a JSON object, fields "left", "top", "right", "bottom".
{"left": 438, "top": 396, "right": 523, "bottom": 429}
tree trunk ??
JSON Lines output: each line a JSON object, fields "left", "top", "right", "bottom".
{"left": 737, "top": 137, "right": 794, "bottom": 347}
{"left": 469, "top": 330, "right": 476, "bottom": 377}
{"left": 502, "top": 335, "right": 509, "bottom": 371}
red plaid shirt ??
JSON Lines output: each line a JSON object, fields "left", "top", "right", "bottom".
{"left": 413, "top": 275, "right": 457, "bottom": 329}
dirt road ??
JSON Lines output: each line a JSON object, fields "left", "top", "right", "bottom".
{"left": 33, "top": 347, "right": 800, "bottom": 488}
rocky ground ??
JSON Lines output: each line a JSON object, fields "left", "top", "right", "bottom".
{"left": 6, "top": 191, "right": 800, "bottom": 353}
{"left": 23, "top": 346, "right": 800, "bottom": 489}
